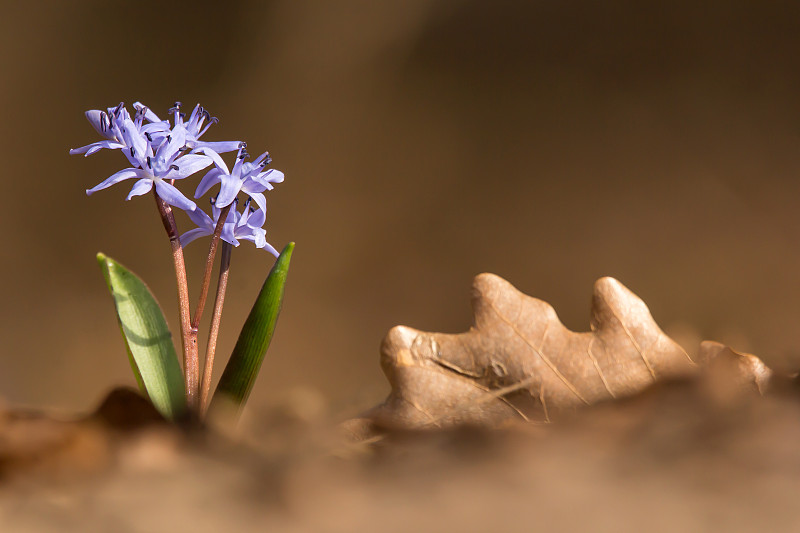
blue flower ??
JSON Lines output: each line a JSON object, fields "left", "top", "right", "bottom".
{"left": 179, "top": 103, "right": 242, "bottom": 154}
{"left": 181, "top": 199, "right": 278, "bottom": 256}
{"left": 133, "top": 101, "right": 241, "bottom": 155}
{"left": 70, "top": 103, "right": 133, "bottom": 160}
{"left": 85, "top": 125, "right": 211, "bottom": 211}
{"left": 180, "top": 201, "right": 237, "bottom": 247}
{"left": 74, "top": 101, "right": 278, "bottom": 216}
{"left": 235, "top": 201, "right": 278, "bottom": 256}
{"left": 194, "top": 146, "right": 284, "bottom": 212}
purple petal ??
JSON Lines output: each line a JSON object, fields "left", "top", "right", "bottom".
{"left": 154, "top": 181, "right": 197, "bottom": 211}
{"left": 220, "top": 209, "right": 240, "bottom": 245}
{"left": 70, "top": 143, "right": 95, "bottom": 156}
{"left": 238, "top": 226, "right": 277, "bottom": 256}
{"left": 223, "top": 233, "right": 241, "bottom": 247}
{"left": 122, "top": 148, "right": 141, "bottom": 168}
{"left": 85, "top": 110, "right": 112, "bottom": 138}
{"left": 186, "top": 206, "right": 215, "bottom": 231}
{"left": 261, "top": 241, "right": 279, "bottom": 257}
{"left": 195, "top": 168, "right": 224, "bottom": 198}
{"left": 86, "top": 168, "right": 143, "bottom": 195}
{"left": 240, "top": 161, "right": 258, "bottom": 179}
{"left": 121, "top": 118, "right": 148, "bottom": 161}
{"left": 215, "top": 176, "right": 242, "bottom": 208}
{"left": 221, "top": 230, "right": 239, "bottom": 247}
{"left": 180, "top": 228, "right": 211, "bottom": 247}
{"left": 194, "top": 141, "right": 242, "bottom": 154}
{"left": 165, "top": 154, "right": 212, "bottom": 180}
{"left": 83, "top": 145, "right": 105, "bottom": 157}
{"left": 237, "top": 206, "right": 251, "bottom": 227}
{"left": 108, "top": 103, "right": 128, "bottom": 121}
{"left": 84, "top": 141, "right": 125, "bottom": 156}
{"left": 246, "top": 194, "right": 267, "bottom": 221}
{"left": 245, "top": 169, "right": 284, "bottom": 193}
{"left": 226, "top": 205, "right": 240, "bottom": 225}
{"left": 125, "top": 178, "right": 154, "bottom": 200}
{"left": 132, "top": 102, "right": 162, "bottom": 123}
{"left": 245, "top": 207, "right": 266, "bottom": 229}
{"left": 141, "top": 122, "right": 170, "bottom": 136}
{"left": 69, "top": 140, "right": 125, "bottom": 156}
{"left": 242, "top": 190, "right": 267, "bottom": 213}
{"left": 191, "top": 146, "right": 228, "bottom": 172}
{"left": 263, "top": 169, "right": 285, "bottom": 185}
{"left": 249, "top": 230, "right": 268, "bottom": 249}
{"left": 169, "top": 125, "right": 187, "bottom": 150}
{"left": 231, "top": 153, "right": 245, "bottom": 179}
{"left": 156, "top": 127, "right": 187, "bottom": 163}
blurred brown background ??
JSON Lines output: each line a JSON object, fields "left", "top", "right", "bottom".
{"left": 3, "top": 0, "right": 800, "bottom": 415}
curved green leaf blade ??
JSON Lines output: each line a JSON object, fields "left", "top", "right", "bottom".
{"left": 211, "top": 242, "right": 294, "bottom": 414}
{"left": 97, "top": 253, "right": 186, "bottom": 419}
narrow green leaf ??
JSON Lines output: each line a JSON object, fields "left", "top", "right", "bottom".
{"left": 97, "top": 253, "right": 186, "bottom": 419}
{"left": 211, "top": 242, "right": 294, "bottom": 414}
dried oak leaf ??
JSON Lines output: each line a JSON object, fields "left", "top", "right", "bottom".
{"left": 368, "top": 274, "right": 699, "bottom": 429}
{"left": 696, "top": 340, "right": 773, "bottom": 404}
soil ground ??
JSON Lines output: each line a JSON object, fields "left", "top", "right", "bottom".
{"left": 2, "top": 381, "right": 800, "bottom": 532}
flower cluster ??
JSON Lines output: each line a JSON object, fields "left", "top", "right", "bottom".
{"left": 71, "top": 102, "right": 284, "bottom": 255}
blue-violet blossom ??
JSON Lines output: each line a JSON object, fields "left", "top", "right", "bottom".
{"left": 73, "top": 101, "right": 283, "bottom": 220}
{"left": 70, "top": 103, "right": 139, "bottom": 166}
{"left": 84, "top": 123, "right": 211, "bottom": 211}
{"left": 194, "top": 145, "right": 284, "bottom": 212}
{"left": 181, "top": 199, "right": 278, "bottom": 257}
{"left": 133, "top": 101, "right": 241, "bottom": 156}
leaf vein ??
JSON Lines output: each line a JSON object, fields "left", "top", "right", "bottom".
{"left": 487, "top": 298, "right": 589, "bottom": 404}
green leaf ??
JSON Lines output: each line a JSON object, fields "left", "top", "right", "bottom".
{"left": 97, "top": 253, "right": 186, "bottom": 419}
{"left": 211, "top": 242, "right": 294, "bottom": 414}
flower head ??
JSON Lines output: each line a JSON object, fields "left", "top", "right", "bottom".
{"left": 70, "top": 103, "right": 132, "bottom": 160}
{"left": 73, "top": 100, "right": 284, "bottom": 219}
{"left": 84, "top": 120, "right": 211, "bottom": 211}
{"left": 132, "top": 101, "right": 241, "bottom": 156}
{"left": 234, "top": 200, "right": 278, "bottom": 255}
{"left": 181, "top": 198, "right": 278, "bottom": 256}
{"left": 194, "top": 145, "right": 284, "bottom": 212}
{"left": 73, "top": 102, "right": 242, "bottom": 211}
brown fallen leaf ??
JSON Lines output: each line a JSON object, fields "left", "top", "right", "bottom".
{"left": 368, "top": 274, "right": 701, "bottom": 429}
{"left": 0, "top": 387, "right": 171, "bottom": 481}
{"left": 696, "top": 340, "right": 773, "bottom": 404}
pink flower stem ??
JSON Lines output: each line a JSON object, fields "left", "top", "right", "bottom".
{"left": 191, "top": 204, "right": 232, "bottom": 332}
{"left": 200, "top": 241, "right": 232, "bottom": 413}
{"left": 153, "top": 191, "right": 199, "bottom": 414}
